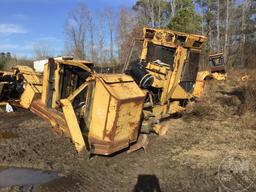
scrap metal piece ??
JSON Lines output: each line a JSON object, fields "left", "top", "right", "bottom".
{"left": 127, "top": 134, "right": 149, "bottom": 153}
{"left": 153, "top": 124, "right": 168, "bottom": 136}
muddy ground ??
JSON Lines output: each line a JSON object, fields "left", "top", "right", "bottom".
{"left": 0, "top": 71, "right": 256, "bottom": 192}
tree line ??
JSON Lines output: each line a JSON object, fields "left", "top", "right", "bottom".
{"left": 64, "top": 0, "right": 255, "bottom": 71}
{"left": 0, "top": 52, "right": 12, "bottom": 70}
{"left": 0, "top": 52, "right": 33, "bottom": 70}
{"left": 1, "top": 1, "right": 254, "bottom": 71}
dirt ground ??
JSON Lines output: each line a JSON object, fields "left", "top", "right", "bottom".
{"left": 0, "top": 71, "right": 256, "bottom": 192}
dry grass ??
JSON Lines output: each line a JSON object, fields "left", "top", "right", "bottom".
{"left": 173, "top": 69, "right": 256, "bottom": 172}
{"left": 183, "top": 69, "right": 256, "bottom": 124}
{"left": 238, "top": 82, "right": 256, "bottom": 114}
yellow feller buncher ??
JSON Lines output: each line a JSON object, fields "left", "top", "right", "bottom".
{"left": 124, "top": 27, "right": 207, "bottom": 132}
{"left": 0, "top": 66, "right": 41, "bottom": 108}
{"left": 193, "top": 52, "right": 226, "bottom": 97}
{"left": 0, "top": 27, "right": 207, "bottom": 155}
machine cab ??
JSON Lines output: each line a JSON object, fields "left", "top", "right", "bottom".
{"left": 209, "top": 53, "right": 225, "bottom": 74}
{"left": 125, "top": 27, "right": 207, "bottom": 106}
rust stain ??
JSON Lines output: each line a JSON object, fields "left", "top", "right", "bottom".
{"left": 30, "top": 99, "right": 68, "bottom": 136}
{"left": 106, "top": 104, "right": 120, "bottom": 141}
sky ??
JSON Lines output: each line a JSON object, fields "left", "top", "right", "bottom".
{"left": 0, "top": 0, "right": 136, "bottom": 58}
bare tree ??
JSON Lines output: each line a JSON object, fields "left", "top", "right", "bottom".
{"left": 224, "top": 0, "right": 230, "bottom": 64}
{"left": 170, "top": 0, "right": 176, "bottom": 17}
{"left": 158, "top": 0, "right": 161, "bottom": 27}
{"left": 104, "top": 7, "right": 116, "bottom": 72}
{"left": 207, "top": 0, "right": 212, "bottom": 50}
{"left": 98, "top": 31, "right": 104, "bottom": 72}
{"left": 97, "top": 15, "right": 105, "bottom": 73}
{"left": 240, "top": 0, "right": 250, "bottom": 67}
{"left": 117, "top": 7, "right": 137, "bottom": 66}
{"left": 133, "top": 0, "right": 170, "bottom": 27}
{"left": 217, "top": 0, "right": 220, "bottom": 51}
{"left": 65, "top": 3, "right": 87, "bottom": 59}
{"left": 33, "top": 42, "right": 53, "bottom": 60}
{"left": 148, "top": 0, "right": 155, "bottom": 27}
{"left": 85, "top": 9, "right": 95, "bottom": 62}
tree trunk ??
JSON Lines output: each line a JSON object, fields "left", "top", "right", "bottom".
{"left": 224, "top": 0, "right": 229, "bottom": 65}
{"left": 87, "top": 13, "right": 94, "bottom": 62}
{"left": 148, "top": 0, "right": 155, "bottom": 27}
{"left": 207, "top": 0, "right": 212, "bottom": 51}
{"left": 110, "top": 28, "right": 114, "bottom": 73}
{"left": 170, "top": 0, "right": 176, "bottom": 17}
{"left": 240, "top": 0, "right": 247, "bottom": 67}
{"left": 201, "top": 0, "right": 204, "bottom": 35}
{"left": 217, "top": 0, "right": 220, "bottom": 52}
{"left": 158, "top": 0, "right": 161, "bottom": 27}
{"left": 105, "top": 8, "right": 115, "bottom": 73}
{"left": 99, "top": 30, "right": 104, "bottom": 73}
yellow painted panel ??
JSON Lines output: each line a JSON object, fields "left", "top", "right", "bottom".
{"left": 20, "top": 85, "right": 35, "bottom": 109}
{"left": 16, "top": 65, "right": 41, "bottom": 84}
{"left": 52, "top": 64, "right": 60, "bottom": 108}
{"left": 146, "top": 63, "right": 169, "bottom": 74}
{"left": 89, "top": 79, "right": 110, "bottom": 141}
{"left": 167, "top": 101, "right": 185, "bottom": 114}
{"left": 114, "top": 102, "right": 143, "bottom": 142}
{"left": 152, "top": 104, "right": 167, "bottom": 119}
{"left": 197, "top": 70, "right": 211, "bottom": 81}
{"left": 163, "top": 46, "right": 187, "bottom": 102}
{"left": 211, "top": 72, "right": 226, "bottom": 80}
{"left": 171, "top": 85, "right": 192, "bottom": 99}
{"left": 100, "top": 74, "right": 133, "bottom": 83}
{"left": 60, "top": 99, "right": 85, "bottom": 152}
{"left": 41, "top": 64, "right": 49, "bottom": 105}
{"left": 143, "top": 27, "right": 207, "bottom": 49}
{"left": 193, "top": 80, "right": 205, "bottom": 98}
{"left": 88, "top": 76, "right": 146, "bottom": 148}
{"left": 98, "top": 75, "right": 145, "bottom": 100}
{"left": 105, "top": 98, "right": 116, "bottom": 138}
